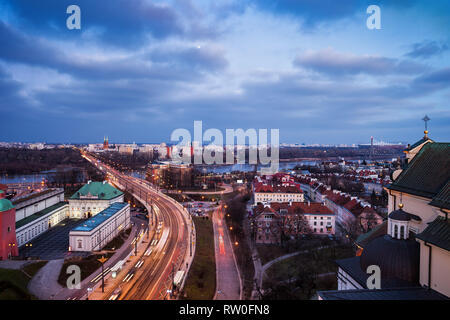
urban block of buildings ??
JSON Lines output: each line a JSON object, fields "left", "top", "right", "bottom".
{"left": 252, "top": 201, "right": 335, "bottom": 244}
{"left": 319, "top": 131, "right": 450, "bottom": 300}
{"left": 0, "top": 180, "right": 130, "bottom": 260}
{"left": 253, "top": 173, "right": 304, "bottom": 205}
{"left": 296, "top": 175, "right": 383, "bottom": 236}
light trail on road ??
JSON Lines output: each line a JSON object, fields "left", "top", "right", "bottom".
{"left": 80, "top": 151, "right": 191, "bottom": 300}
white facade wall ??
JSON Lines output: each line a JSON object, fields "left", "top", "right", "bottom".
{"left": 254, "top": 192, "right": 304, "bottom": 205}
{"left": 16, "top": 205, "right": 69, "bottom": 246}
{"left": 68, "top": 195, "right": 124, "bottom": 219}
{"left": 387, "top": 190, "right": 440, "bottom": 234}
{"left": 69, "top": 204, "right": 130, "bottom": 252}
{"left": 15, "top": 190, "right": 65, "bottom": 222}
{"left": 306, "top": 214, "right": 335, "bottom": 235}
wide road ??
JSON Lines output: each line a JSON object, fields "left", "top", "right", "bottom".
{"left": 212, "top": 205, "right": 241, "bottom": 300}
{"left": 80, "top": 151, "right": 191, "bottom": 300}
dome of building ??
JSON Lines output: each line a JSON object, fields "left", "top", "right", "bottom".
{"left": 388, "top": 208, "right": 411, "bottom": 221}
{"left": 360, "top": 235, "right": 420, "bottom": 284}
{"left": 0, "top": 190, "right": 14, "bottom": 212}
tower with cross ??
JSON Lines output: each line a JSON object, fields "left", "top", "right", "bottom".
{"left": 422, "top": 115, "right": 430, "bottom": 138}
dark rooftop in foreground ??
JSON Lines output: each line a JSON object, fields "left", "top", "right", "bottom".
{"left": 389, "top": 142, "right": 450, "bottom": 199}
{"left": 318, "top": 287, "right": 449, "bottom": 300}
{"left": 416, "top": 216, "right": 450, "bottom": 251}
{"left": 429, "top": 181, "right": 450, "bottom": 210}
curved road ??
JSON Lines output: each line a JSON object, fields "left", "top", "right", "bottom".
{"left": 81, "top": 151, "right": 191, "bottom": 300}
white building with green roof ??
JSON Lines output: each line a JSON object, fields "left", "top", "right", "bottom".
{"left": 68, "top": 181, "right": 124, "bottom": 219}
{"left": 9, "top": 188, "right": 68, "bottom": 247}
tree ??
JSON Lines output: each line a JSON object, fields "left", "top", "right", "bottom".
{"left": 370, "top": 190, "right": 378, "bottom": 206}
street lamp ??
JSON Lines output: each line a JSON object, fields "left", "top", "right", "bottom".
{"left": 97, "top": 256, "right": 108, "bottom": 293}
{"left": 25, "top": 243, "right": 32, "bottom": 259}
{"left": 8, "top": 243, "right": 16, "bottom": 259}
{"left": 86, "top": 287, "right": 93, "bottom": 300}
{"left": 134, "top": 228, "right": 138, "bottom": 256}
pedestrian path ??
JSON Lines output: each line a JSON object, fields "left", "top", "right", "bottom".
{"left": 28, "top": 259, "right": 64, "bottom": 300}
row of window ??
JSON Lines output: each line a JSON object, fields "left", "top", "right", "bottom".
{"left": 17, "top": 210, "right": 66, "bottom": 245}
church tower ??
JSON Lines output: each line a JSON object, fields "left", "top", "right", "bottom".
{"left": 103, "top": 136, "right": 109, "bottom": 150}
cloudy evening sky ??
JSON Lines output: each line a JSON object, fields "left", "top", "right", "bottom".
{"left": 0, "top": 0, "right": 449, "bottom": 144}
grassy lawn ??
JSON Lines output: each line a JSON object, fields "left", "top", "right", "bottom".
{"left": 265, "top": 245, "right": 354, "bottom": 282}
{"left": 257, "top": 245, "right": 291, "bottom": 265}
{"left": 256, "top": 238, "right": 330, "bottom": 265}
{"left": 102, "top": 230, "right": 129, "bottom": 251}
{"left": 57, "top": 228, "right": 130, "bottom": 287}
{"left": 57, "top": 252, "right": 114, "bottom": 287}
{"left": 22, "top": 261, "right": 48, "bottom": 278}
{"left": 261, "top": 245, "right": 353, "bottom": 299}
{"left": 181, "top": 217, "right": 216, "bottom": 300}
{"left": 0, "top": 268, "right": 37, "bottom": 300}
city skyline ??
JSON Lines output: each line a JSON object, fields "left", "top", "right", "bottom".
{"left": 1, "top": 0, "right": 449, "bottom": 144}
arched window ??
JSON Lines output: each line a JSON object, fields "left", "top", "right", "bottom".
{"left": 400, "top": 226, "right": 405, "bottom": 239}
{"left": 394, "top": 225, "right": 398, "bottom": 239}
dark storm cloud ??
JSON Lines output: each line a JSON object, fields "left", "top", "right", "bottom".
{"left": 405, "top": 41, "right": 449, "bottom": 59}
{"left": 0, "top": 21, "right": 227, "bottom": 81}
{"left": 4, "top": 0, "right": 210, "bottom": 47}
{"left": 293, "top": 48, "right": 426, "bottom": 76}
{"left": 31, "top": 78, "right": 181, "bottom": 115}
{"left": 0, "top": 65, "right": 29, "bottom": 113}
{"left": 250, "top": 0, "right": 418, "bottom": 28}
{"left": 0, "top": 21, "right": 61, "bottom": 68}
{"left": 413, "top": 68, "right": 450, "bottom": 91}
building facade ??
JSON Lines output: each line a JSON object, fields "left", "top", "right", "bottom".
{"left": 252, "top": 202, "right": 335, "bottom": 244}
{"left": 253, "top": 174, "right": 304, "bottom": 205}
{"left": 0, "top": 190, "right": 18, "bottom": 260}
{"left": 319, "top": 132, "right": 450, "bottom": 300}
{"left": 13, "top": 188, "right": 64, "bottom": 222}
{"left": 69, "top": 202, "right": 130, "bottom": 252}
{"left": 15, "top": 202, "right": 69, "bottom": 247}
{"left": 69, "top": 180, "right": 124, "bottom": 219}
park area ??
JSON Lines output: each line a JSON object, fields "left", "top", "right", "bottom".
{"left": 261, "top": 245, "right": 354, "bottom": 299}
{"left": 0, "top": 261, "right": 48, "bottom": 300}
{"left": 181, "top": 216, "right": 216, "bottom": 300}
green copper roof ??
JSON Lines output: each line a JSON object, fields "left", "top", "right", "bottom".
{"left": 429, "top": 181, "right": 450, "bottom": 210}
{"left": 388, "top": 142, "right": 450, "bottom": 199}
{"left": 0, "top": 197, "right": 14, "bottom": 212}
{"left": 16, "top": 202, "right": 67, "bottom": 229}
{"left": 70, "top": 181, "right": 123, "bottom": 200}
{"left": 416, "top": 216, "right": 450, "bottom": 251}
